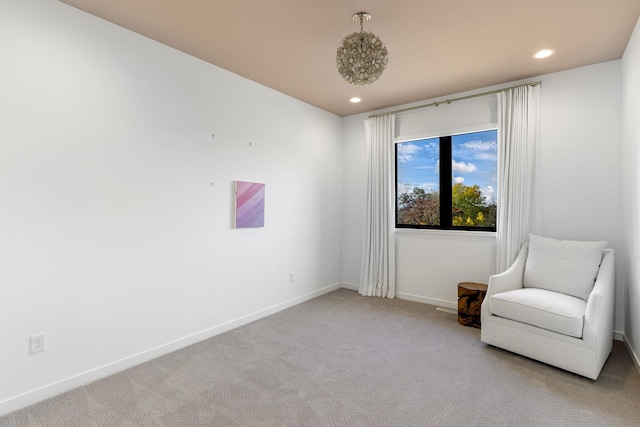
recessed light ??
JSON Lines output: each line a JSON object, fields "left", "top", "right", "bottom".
{"left": 532, "top": 49, "right": 556, "bottom": 59}
{"left": 350, "top": 97, "right": 362, "bottom": 103}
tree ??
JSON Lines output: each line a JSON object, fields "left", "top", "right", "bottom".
{"left": 451, "top": 183, "right": 495, "bottom": 227}
{"left": 398, "top": 184, "right": 496, "bottom": 229}
{"left": 397, "top": 187, "right": 440, "bottom": 225}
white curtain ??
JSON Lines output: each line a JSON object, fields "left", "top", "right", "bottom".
{"left": 359, "top": 115, "right": 396, "bottom": 298}
{"left": 496, "top": 84, "right": 540, "bottom": 272}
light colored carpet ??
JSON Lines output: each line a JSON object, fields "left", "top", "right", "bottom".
{"left": 1, "top": 288, "right": 639, "bottom": 426}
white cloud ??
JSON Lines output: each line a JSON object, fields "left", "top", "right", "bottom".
{"left": 482, "top": 185, "right": 496, "bottom": 204}
{"left": 460, "top": 139, "right": 497, "bottom": 161}
{"left": 397, "top": 143, "right": 423, "bottom": 163}
{"left": 452, "top": 160, "right": 477, "bottom": 174}
{"left": 454, "top": 177, "right": 465, "bottom": 184}
{"left": 424, "top": 141, "right": 439, "bottom": 155}
{"left": 462, "top": 140, "right": 497, "bottom": 151}
{"left": 397, "top": 182, "right": 438, "bottom": 195}
{"left": 475, "top": 152, "right": 497, "bottom": 161}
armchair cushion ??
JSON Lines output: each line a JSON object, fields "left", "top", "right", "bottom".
{"left": 523, "top": 234, "right": 607, "bottom": 300}
{"left": 490, "top": 288, "right": 587, "bottom": 338}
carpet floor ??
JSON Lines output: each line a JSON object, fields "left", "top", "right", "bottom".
{"left": 1, "top": 288, "right": 639, "bottom": 426}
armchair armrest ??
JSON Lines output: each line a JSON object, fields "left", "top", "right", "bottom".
{"left": 582, "top": 248, "right": 615, "bottom": 347}
{"left": 481, "top": 243, "right": 528, "bottom": 319}
{"left": 486, "top": 243, "right": 529, "bottom": 297}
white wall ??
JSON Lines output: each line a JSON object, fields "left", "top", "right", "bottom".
{"left": 0, "top": 0, "right": 342, "bottom": 414}
{"left": 622, "top": 17, "right": 640, "bottom": 371}
{"left": 536, "top": 61, "right": 624, "bottom": 331}
{"left": 341, "top": 61, "right": 624, "bottom": 320}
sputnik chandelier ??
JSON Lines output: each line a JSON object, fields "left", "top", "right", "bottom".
{"left": 336, "top": 12, "right": 389, "bottom": 85}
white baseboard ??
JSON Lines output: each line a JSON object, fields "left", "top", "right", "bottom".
{"left": 0, "top": 283, "right": 341, "bottom": 417}
{"left": 618, "top": 331, "right": 640, "bottom": 377}
{"left": 340, "top": 283, "right": 458, "bottom": 310}
{"left": 340, "top": 282, "right": 359, "bottom": 292}
{"left": 395, "top": 292, "right": 457, "bottom": 310}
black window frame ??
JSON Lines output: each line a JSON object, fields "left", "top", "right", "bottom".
{"left": 395, "top": 131, "right": 497, "bottom": 232}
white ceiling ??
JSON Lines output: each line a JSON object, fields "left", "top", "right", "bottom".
{"left": 59, "top": 0, "right": 640, "bottom": 116}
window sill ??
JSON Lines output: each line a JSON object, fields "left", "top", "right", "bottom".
{"left": 394, "top": 228, "right": 496, "bottom": 239}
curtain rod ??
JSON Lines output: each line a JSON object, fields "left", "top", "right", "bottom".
{"left": 368, "top": 81, "right": 542, "bottom": 118}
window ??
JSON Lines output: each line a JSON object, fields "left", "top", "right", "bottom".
{"left": 395, "top": 128, "right": 497, "bottom": 231}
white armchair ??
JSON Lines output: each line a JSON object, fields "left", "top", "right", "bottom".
{"left": 481, "top": 234, "right": 615, "bottom": 380}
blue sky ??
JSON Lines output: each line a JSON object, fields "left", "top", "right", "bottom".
{"left": 396, "top": 129, "right": 497, "bottom": 204}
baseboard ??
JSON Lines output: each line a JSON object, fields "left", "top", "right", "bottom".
{"left": 613, "top": 330, "right": 624, "bottom": 342}
{"left": 0, "top": 283, "right": 342, "bottom": 417}
{"left": 618, "top": 331, "right": 640, "bottom": 378}
{"left": 395, "top": 292, "right": 457, "bottom": 310}
{"left": 339, "top": 284, "right": 458, "bottom": 310}
{"left": 340, "top": 282, "right": 359, "bottom": 292}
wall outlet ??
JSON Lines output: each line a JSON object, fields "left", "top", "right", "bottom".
{"left": 289, "top": 271, "right": 295, "bottom": 282}
{"left": 29, "top": 333, "right": 46, "bottom": 354}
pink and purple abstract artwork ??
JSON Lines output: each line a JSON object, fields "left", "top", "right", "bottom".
{"left": 234, "top": 181, "right": 265, "bottom": 228}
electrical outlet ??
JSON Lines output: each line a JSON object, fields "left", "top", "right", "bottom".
{"left": 289, "top": 271, "right": 295, "bottom": 282}
{"left": 29, "top": 333, "right": 46, "bottom": 354}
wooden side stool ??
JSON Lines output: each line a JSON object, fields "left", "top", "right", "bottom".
{"left": 458, "top": 282, "right": 488, "bottom": 328}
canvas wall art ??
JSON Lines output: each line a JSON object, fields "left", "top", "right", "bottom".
{"left": 234, "top": 181, "right": 265, "bottom": 228}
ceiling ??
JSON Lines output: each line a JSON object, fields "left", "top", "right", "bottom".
{"left": 58, "top": 0, "right": 640, "bottom": 117}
